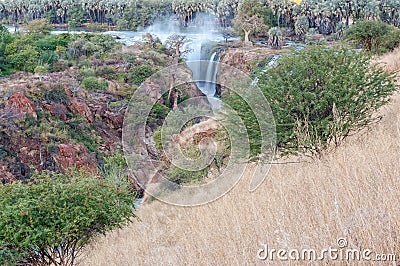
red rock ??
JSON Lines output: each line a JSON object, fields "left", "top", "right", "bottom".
{"left": 56, "top": 144, "right": 98, "bottom": 173}
{"left": 0, "top": 161, "right": 16, "bottom": 184}
{"left": 43, "top": 103, "right": 68, "bottom": 121}
{"left": 5, "top": 92, "right": 37, "bottom": 119}
{"left": 103, "top": 110, "right": 124, "bottom": 129}
{"left": 68, "top": 98, "right": 94, "bottom": 123}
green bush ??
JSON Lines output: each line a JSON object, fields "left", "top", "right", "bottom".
{"left": 79, "top": 67, "right": 95, "bottom": 77}
{"left": 82, "top": 76, "right": 109, "bottom": 91}
{"left": 345, "top": 20, "right": 400, "bottom": 54}
{"left": 128, "top": 65, "right": 154, "bottom": 85}
{"left": 0, "top": 171, "right": 136, "bottom": 265}
{"left": 226, "top": 45, "right": 398, "bottom": 157}
{"left": 44, "top": 84, "right": 70, "bottom": 104}
{"left": 8, "top": 45, "right": 39, "bottom": 72}
{"left": 166, "top": 166, "right": 207, "bottom": 185}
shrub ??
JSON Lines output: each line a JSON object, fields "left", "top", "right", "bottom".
{"left": 0, "top": 171, "right": 136, "bottom": 265}
{"left": 8, "top": 45, "right": 39, "bottom": 72}
{"left": 166, "top": 166, "right": 207, "bottom": 185}
{"left": 295, "top": 16, "right": 309, "bottom": 39}
{"left": 225, "top": 45, "right": 398, "bottom": 157}
{"left": 44, "top": 84, "right": 70, "bottom": 104}
{"left": 345, "top": 20, "right": 400, "bottom": 54}
{"left": 82, "top": 76, "right": 108, "bottom": 91}
{"left": 127, "top": 65, "right": 154, "bottom": 85}
{"left": 79, "top": 67, "right": 95, "bottom": 77}
{"left": 96, "top": 66, "right": 117, "bottom": 79}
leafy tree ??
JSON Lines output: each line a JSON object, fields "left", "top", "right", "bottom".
{"left": 268, "top": 27, "right": 283, "bottom": 49}
{"left": 232, "top": 0, "right": 268, "bottom": 44}
{"left": 345, "top": 20, "right": 400, "bottom": 54}
{"left": 225, "top": 45, "right": 398, "bottom": 158}
{"left": 0, "top": 171, "right": 136, "bottom": 265}
{"left": 216, "top": 0, "right": 239, "bottom": 27}
{"left": 8, "top": 45, "right": 39, "bottom": 72}
{"left": 295, "top": 15, "right": 310, "bottom": 40}
{"left": 23, "top": 18, "right": 53, "bottom": 36}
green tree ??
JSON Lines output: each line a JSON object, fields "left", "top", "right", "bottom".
{"left": 225, "top": 45, "right": 398, "bottom": 157}
{"left": 232, "top": 0, "right": 268, "bottom": 44}
{"left": 0, "top": 171, "right": 136, "bottom": 265}
{"left": 345, "top": 20, "right": 400, "bottom": 54}
{"left": 8, "top": 45, "right": 39, "bottom": 72}
{"left": 295, "top": 15, "right": 309, "bottom": 40}
{"left": 23, "top": 18, "right": 53, "bottom": 36}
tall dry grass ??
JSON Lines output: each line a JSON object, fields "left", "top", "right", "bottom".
{"left": 377, "top": 47, "right": 400, "bottom": 73}
{"left": 81, "top": 50, "right": 400, "bottom": 266}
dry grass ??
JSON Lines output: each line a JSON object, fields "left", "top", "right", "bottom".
{"left": 81, "top": 51, "right": 400, "bottom": 266}
{"left": 376, "top": 47, "right": 400, "bottom": 73}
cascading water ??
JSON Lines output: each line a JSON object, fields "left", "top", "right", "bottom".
{"left": 191, "top": 51, "right": 218, "bottom": 97}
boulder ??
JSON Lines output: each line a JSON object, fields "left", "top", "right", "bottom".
{"left": 55, "top": 144, "right": 98, "bottom": 173}
{"left": 5, "top": 92, "right": 37, "bottom": 120}
{"left": 68, "top": 98, "right": 94, "bottom": 123}
{"left": 219, "top": 48, "right": 276, "bottom": 74}
{"left": 43, "top": 103, "right": 68, "bottom": 121}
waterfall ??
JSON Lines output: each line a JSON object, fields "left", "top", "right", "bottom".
{"left": 201, "top": 52, "right": 218, "bottom": 97}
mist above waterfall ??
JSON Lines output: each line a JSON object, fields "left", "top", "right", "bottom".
{"left": 105, "top": 12, "right": 224, "bottom": 101}
{"left": 135, "top": 13, "right": 224, "bottom": 100}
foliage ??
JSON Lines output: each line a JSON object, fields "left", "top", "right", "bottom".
{"left": 294, "top": 15, "right": 309, "bottom": 39}
{"left": 67, "top": 34, "right": 119, "bottom": 59}
{"left": 261, "top": 45, "right": 397, "bottom": 156}
{"left": 166, "top": 165, "right": 207, "bottom": 185}
{"left": 345, "top": 20, "right": 400, "bottom": 54}
{"left": 82, "top": 76, "right": 109, "bottom": 91}
{"left": 44, "top": 84, "right": 70, "bottom": 104}
{"left": 23, "top": 18, "right": 53, "bottom": 35}
{"left": 232, "top": 0, "right": 268, "bottom": 43}
{"left": 268, "top": 27, "right": 283, "bottom": 49}
{"left": 0, "top": 171, "right": 136, "bottom": 265}
{"left": 225, "top": 45, "right": 398, "bottom": 158}
{"left": 8, "top": 45, "right": 39, "bottom": 72}
{"left": 127, "top": 64, "right": 154, "bottom": 85}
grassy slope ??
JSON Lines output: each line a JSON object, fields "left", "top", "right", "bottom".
{"left": 82, "top": 50, "right": 400, "bottom": 266}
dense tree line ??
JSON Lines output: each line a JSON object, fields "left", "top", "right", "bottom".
{"left": 0, "top": 0, "right": 399, "bottom": 32}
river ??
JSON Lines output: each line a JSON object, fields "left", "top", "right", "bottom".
{"left": 4, "top": 15, "right": 225, "bottom": 101}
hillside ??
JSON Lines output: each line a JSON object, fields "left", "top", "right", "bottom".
{"left": 82, "top": 50, "right": 400, "bottom": 265}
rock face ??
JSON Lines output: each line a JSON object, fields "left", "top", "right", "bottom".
{"left": 219, "top": 47, "right": 276, "bottom": 74}
{"left": 5, "top": 92, "right": 37, "bottom": 119}
{"left": 68, "top": 98, "right": 94, "bottom": 123}
{"left": 55, "top": 144, "right": 98, "bottom": 173}
{"left": 44, "top": 103, "right": 68, "bottom": 121}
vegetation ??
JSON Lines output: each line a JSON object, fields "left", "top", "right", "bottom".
{"left": 226, "top": 45, "right": 398, "bottom": 157}
{"left": 345, "top": 20, "right": 400, "bottom": 54}
{"left": 0, "top": 0, "right": 399, "bottom": 35}
{"left": 0, "top": 1, "right": 400, "bottom": 265}
{"left": 0, "top": 171, "right": 136, "bottom": 265}
{"left": 232, "top": 0, "right": 268, "bottom": 43}
{"left": 82, "top": 76, "right": 108, "bottom": 91}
